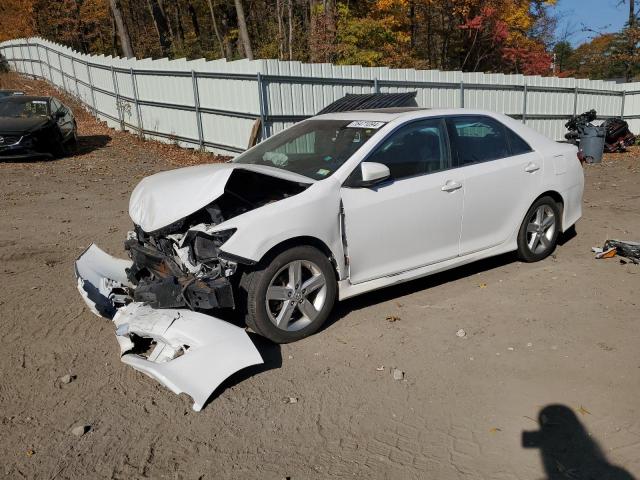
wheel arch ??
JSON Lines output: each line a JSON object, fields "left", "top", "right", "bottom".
{"left": 259, "top": 236, "right": 341, "bottom": 281}
{"left": 533, "top": 190, "right": 565, "bottom": 229}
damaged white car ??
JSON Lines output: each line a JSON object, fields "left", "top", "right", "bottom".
{"left": 76, "top": 108, "right": 584, "bottom": 408}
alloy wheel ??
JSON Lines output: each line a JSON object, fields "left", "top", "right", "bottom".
{"left": 265, "top": 260, "right": 328, "bottom": 332}
{"left": 526, "top": 205, "right": 556, "bottom": 255}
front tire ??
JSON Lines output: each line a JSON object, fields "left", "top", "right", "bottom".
{"left": 517, "top": 196, "right": 561, "bottom": 262}
{"left": 239, "top": 245, "right": 337, "bottom": 343}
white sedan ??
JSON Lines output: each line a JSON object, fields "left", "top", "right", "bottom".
{"left": 76, "top": 108, "right": 583, "bottom": 409}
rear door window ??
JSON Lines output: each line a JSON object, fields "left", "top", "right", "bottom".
{"left": 446, "top": 116, "right": 511, "bottom": 167}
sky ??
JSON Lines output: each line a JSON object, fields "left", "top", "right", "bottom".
{"left": 551, "top": 0, "right": 630, "bottom": 46}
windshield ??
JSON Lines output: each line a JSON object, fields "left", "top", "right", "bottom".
{"left": 0, "top": 99, "right": 49, "bottom": 118}
{"left": 233, "top": 119, "right": 384, "bottom": 180}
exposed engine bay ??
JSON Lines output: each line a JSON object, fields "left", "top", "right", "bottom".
{"left": 113, "top": 169, "right": 308, "bottom": 313}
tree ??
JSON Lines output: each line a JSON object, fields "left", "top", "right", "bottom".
{"left": 553, "top": 40, "right": 573, "bottom": 74}
{"left": 110, "top": 0, "right": 134, "bottom": 57}
{"left": 2, "top": 0, "right": 562, "bottom": 75}
{"left": 0, "top": 0, "right": 35, "bottom": 43}
{"left": 147, "top": 0, "right": 173, "bottom": 56}
{"left": 234, "top": 0, "right": 254, "bottom": 59}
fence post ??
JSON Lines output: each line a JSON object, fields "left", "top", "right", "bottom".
{"left": 459, "top": 80, "right": 465, "bottom": 108}
{"left": 373, "top": 78, "right": 380, "bottom": 94}
{"left": 257, "top": 72, "right": 268, "bottom": 140}
{"left": 70, "top": 56, "right": 79, "bottom": 98}
{"left": 130, "top": 67, "right": 144, "bottom": 138}
{"left": 522, "top": 84, "right": 528, "bottom": 124}
{"left": 19, "top": 44, "right": 25, "bottom": 74}
{"left": 58, "top": 51, "right": 67, "bottom": 91}
{"left": 25, "top": 41, "right": 35, "bottom": 78}
{"left": 111, "top": 65, "right": 124, "bottom": 130}
{"left": 34, "top": 43, "right": 43, "bottom": 79}
{"left": 45, "top": 47, "right": 53, "bottom": 83}
{"left": 86, "top": 61, "right": 98, "bottom": 118}
{"left": 191, "top": 70, "right": 205, "bottom": 150}
{"left": 573, "top": 85, "right": 578, "bottom": 116}
{"left": 620, "top": 91, "right": 626, "bottom": 119}
{"left": 9, "top": 45, "right": 17, "bottom": 72}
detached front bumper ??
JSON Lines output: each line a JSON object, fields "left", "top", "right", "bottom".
{"left": 75, "top": 244, "right": 263, "bottom": 411}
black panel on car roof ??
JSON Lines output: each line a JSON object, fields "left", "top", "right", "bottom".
{"left": 317, "top": 92, "right": 420, "bottom": 114}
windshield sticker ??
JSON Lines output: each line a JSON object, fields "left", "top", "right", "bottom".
{"left": 316, "top": 168, "right": 331, "bottom": 176}
{"left": 346, "top": 121, "right": 386, "bottom": 129}
{"left": 32, "top": 100, "right": 48, "bottom": 105}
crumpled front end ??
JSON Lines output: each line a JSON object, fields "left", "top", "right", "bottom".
{"left": 74, "top": 166, "right": 311, "bottom": 409}
{"left": 75, "top": 244, "right": 263, "bottom": 411}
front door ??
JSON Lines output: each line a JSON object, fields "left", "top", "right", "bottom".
{"left": 341, "top": 118, "right": 464, "bottom": 284}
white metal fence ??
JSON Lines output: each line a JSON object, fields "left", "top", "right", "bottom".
{"left": 1, "top": 37, "right": 639, "bottom": 156}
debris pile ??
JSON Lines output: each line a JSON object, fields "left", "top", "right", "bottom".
{"left": 593, "top": 240, "right": 640, "bottom": 264}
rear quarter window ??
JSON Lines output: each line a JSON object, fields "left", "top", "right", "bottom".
{"left": 505, "top": 127, "right": 533, "bottom": 155}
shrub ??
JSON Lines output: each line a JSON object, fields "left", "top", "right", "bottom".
{"left": 0, "top": 54, "right": 9, "bottom": 73}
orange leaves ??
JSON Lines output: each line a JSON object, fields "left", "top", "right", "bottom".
{"left": 0, "top": 0, "right": 36, "bottom": 42}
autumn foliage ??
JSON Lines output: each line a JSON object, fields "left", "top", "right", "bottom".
{"left": 0, "top": 0, "right": 629, "bottom": 79}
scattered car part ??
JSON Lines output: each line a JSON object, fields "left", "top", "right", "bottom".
{"left": 0, "top": 95, "right": 77, "bottom": 159}
{"left": 565, "top": 109, "right": 636, "bottom": 157}
{"left": 75, "top": 244, "right": 263, "bottom": 411}
{"left": 601, "top": 118, "right": 636, "bottom": 153}
{"left": 594, "top": 240, "right": 640, "bottom": 264}
{"left": 114, "top": 303, "right": 263, "bottom": 412}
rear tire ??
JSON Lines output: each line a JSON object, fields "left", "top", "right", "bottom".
{"left": 239, "top": 245, "right": 337, "bottom": 344}
{"left": 65, "top": 131, "right": 78, "bottom": 155}
{"left": 516, "top": 196, "right": 561, "bottom": 262}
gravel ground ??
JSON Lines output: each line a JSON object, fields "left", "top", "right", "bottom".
{"left": 1, "top": 74, "right": 639, "bottom": 479}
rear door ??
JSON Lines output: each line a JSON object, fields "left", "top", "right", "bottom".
{"left": 341, "top": 118, "right": 464, "bottom": 284}
{"left": 446, "top": 116, "right": 543, "bottom": 255}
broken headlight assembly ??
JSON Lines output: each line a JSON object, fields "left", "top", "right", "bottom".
{"left": 122, "top": 226, "right": 238, "bottom": 312}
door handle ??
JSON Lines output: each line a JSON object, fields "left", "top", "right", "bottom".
{"left": 524, "top": 162, "right": 540, "bottom": 173}
{"left": 441, "top": 180, "right": 462, "bottom": 192}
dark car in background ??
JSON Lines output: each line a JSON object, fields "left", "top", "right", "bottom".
{"left": 0, "top": 95, "right": 77, "bottom": 159}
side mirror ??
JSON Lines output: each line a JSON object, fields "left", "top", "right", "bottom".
{"left": 359, "top": 162, "right": 390, "bottom": 187}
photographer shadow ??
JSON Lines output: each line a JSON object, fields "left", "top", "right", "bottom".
{"left": 523, "top": 404, "right": 635, "bottom": 480}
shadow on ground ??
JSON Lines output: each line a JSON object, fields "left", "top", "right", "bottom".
{"left": 327, "top": 227, "right": 579, "bottom": 330}
{"left": 73, "top": 134, "right": 111, "bottom": 155}
{"left": 0, "top": 134, "right": 111, "bottom": 163}
{"left": 203, "top": 333, "right": 282, "bottom": 409}
{"left": 523, "top": 404, "right": 635, "bottom": 480}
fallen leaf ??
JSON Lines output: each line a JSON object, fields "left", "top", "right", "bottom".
{"left": 478, "top": 283, "right": 487, "bottom": 288}
{"left": 489, "top": 427, "right": 502, "bottom": 433}
{"left": 385, "top": 315, "right": 401, "bottom": 322}
{"left": 578, "top": 405, "right": 591, "bottom": 416}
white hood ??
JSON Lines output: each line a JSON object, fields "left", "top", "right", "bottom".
{"left": 129, "top": 163, "right": 312, "bottom": 233}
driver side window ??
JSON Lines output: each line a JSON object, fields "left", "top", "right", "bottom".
{"left": 366, "top": 119, "right": 448, "bottom": 180}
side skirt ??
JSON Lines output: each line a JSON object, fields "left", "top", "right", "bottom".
{"left": 337, "top": 241, "right": 516, "bottom": 301}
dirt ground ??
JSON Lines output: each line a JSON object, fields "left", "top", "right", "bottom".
{"left": 1, "top": 74, "right": 639, "bottom": 480}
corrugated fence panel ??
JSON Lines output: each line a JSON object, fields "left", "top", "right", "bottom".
{"left": 0, "top": 37, "right": 636, "bottom": 152}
